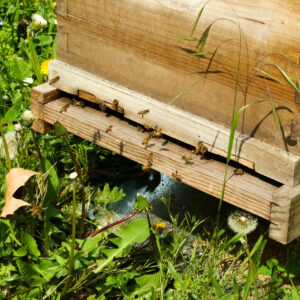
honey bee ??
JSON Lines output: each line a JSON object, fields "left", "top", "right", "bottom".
{"left": 99, "top": 103, "right": 107, "bottom": 112}
{"left": 193, "top": 141, "right": 208, "bottom": 156}
{"left": 234, "top": 168, "right": 244, "bottom": 175}
{"left": 137, "top": 125, "right": 143, "bottom": 132}
{"left": 60, "top": 103, "right": 70, "bottom": 113}
{"left": 147, "top": 152, "right": 153, "bottom": 163}
{"left": 182, "top": 155, "right": 192, "bottom": 164}
{"left": 151, "top": 128, "right": 162, "bottom": 138}
{"left": 72, "top": 99, "right": 85, "bottom": 107}
{"left": 49, "top": 76, "right": 59, "bottom": 85}
{"left": 142, "top": 135, "right": 151, "bottom": 145}
{"left": 112, "top": 99, "right": 119, "bottom": 110}
{"left": 138, "top": 109, "right": 149, "bottom": 118}
{"left": 143, "top": 123, "right": 152, "bottom": 131}
{"left": 106, "top": 125, "right": 113, "bottom": 133}
{"left": 142, "top": 162, "right": 152, "bottom": 171}
{"left": 172, "top": 170, "right": 182, "bottom": 181}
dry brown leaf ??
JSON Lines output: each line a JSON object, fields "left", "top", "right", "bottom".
{"left": 0, "top": 168, "right": 38, "bottom": 218}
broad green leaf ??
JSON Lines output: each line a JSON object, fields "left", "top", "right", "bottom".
{"left": 291, "top": 287, "right": 300, "bottom": 300}
{"left": 27, "top": 35, "right": 43, "bottom": 84}
{"left": 134, "top": 194, "right": 150, "bottom": 211}
{"left": 3, "top": 101, "right": 21, "bottom": 123}
{"left": 15, "top": 258, "right": 39, "bottom": 284}
{"left": 21, "top": 232, "right": 41, "bottom": 257}
{"left": 80, "top": 235, "right": 101, "bottom": 254}
{"left": 54, "top": 121, "right": 67, "bottom": 137}
{"left": 220, "top": 295, "right": 234, "bottom": 300}
{"left": 258, "top": 265, "right": 271, "bottom": 276}
{"left": 9, "top": 57, "right": 32, "bottom": 81}
{"left": 94, "top": 219, "right": 150, "bottom": 273}
{"left": 167, "top": 261, "right": 184, "bottom": 288}
{"left": 36, "top": 260, "right": 60, "bottom": 281}
{"left": 13, "top": 246, "right": 28, "bottom": 257}
{"left": 96, "top": 183, "right": 125, "bottom": 204}
{"left": 135, "top": 272, "right": 160, "bottom": 289}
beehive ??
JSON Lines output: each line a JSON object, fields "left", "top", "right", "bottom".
{"left": 31, "top": 0, "right": 300, "bottom": 243}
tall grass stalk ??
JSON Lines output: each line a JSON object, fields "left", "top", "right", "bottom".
{"left": 0, "top": 121, "right": 11, "bottom": 170}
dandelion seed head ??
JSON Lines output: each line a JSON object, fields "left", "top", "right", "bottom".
{"left": 69, "top": 172, "right": 78, "bottom": 180}
{"left": 22, "top": 110, "right": 36, "bottom": 123}
{"left": 0, "top": 131, "right": 18, "bottom": 160}
{"left": 31, "top": 14, "right": 47, "bottom": 31}
{"left": 228, "top": 211, "right": 258, "bottom": 235}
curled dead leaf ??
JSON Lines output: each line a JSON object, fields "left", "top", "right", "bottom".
{"left": 0, "top": 168, "right": 38, "bottom": 219}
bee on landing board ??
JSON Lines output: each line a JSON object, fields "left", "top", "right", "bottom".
{"left": 137, "top": 125, "right": 143, "bottom": 132}
{"left": 112, "top": 99, "right": 119, "bottom": 110}
{"left": 72, "top": 99, "right": 85, "bottom": 107}
{"left": 150, "top": 128, "right": 162, "bottom": 138}
{"left": 138, "top": 109, "right": 149, "bottom": 118}
{"left": 106, "top": 125, "right": 113, "bottom": 133}
{"left": 142, "top": 135, "right": 151, "bottom": 146}
{"left": 192, "top": 141, "right": 208, "bottom": 156}
{"left": 172, "top": 170, "right": 182, "bottom": 182}
{"left": 234, "top": 168, "right": 244, "bottom": 175}
{"left": 143, "top": 123, "right": 152, "bottom": 131}
{"left": 182, "top": 155, "right": 192, "bottom": 164}
{"left": 99, "top": 103, "right": 107, "bottom": 112}
{"left": 60, "top": 103, "right": 71, "bottom": 113}
{"left": 49, "top": 76, "right": 59, "bottom": 85}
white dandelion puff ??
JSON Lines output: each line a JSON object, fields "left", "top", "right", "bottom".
{"left": 21, "top": 110, "right": 36, "bottom": 123}
{"left": 69, "top": 172, "right": 78, "bottom": 180}
{"left": 0, "top": 131, "right": 18, "bottom": 160}
{"left": 31, "top": 14, "right": 47, "bottom": 31}
{"left": 228, "top": 210, "right": 258, "bottom": 235}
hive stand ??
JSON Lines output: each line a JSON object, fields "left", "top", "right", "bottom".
{"left": 31, "top": 82, "right": 300, "bottom": 244}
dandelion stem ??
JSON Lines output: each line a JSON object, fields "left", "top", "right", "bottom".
{"left": 61, "top": 186, "right": 77, "bottom": 298}
{"left": 0, "top": 120, "right": 11, "bottom": 170}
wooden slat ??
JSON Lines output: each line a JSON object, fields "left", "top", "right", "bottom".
{"left": 48, "top": 60, "right": 300, "bottom": 186}
{"left": 269, "top": 185, "right": 300, "bottom": 244}
{"left": 31, "top": 94, "right": 277, "bottom": 220}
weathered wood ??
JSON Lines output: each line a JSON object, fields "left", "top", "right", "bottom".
{"left": 56, "top": 0, "right": 300, "bottom": 150}
{"left": 30, "top": 82, "right": 61, "bottom": 104}
{"left": 31, "top": 119, "right": 53, "bottom": 134}
{"left": 49, "top": 60, "right": 300, "bottom": 186}
{"left": 269, "top": 185, "right": 300, "bottom": 244}
{"left": 33, "top": 96, "right": 277, "bottom": 221}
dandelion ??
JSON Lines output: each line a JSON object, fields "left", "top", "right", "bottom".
{"left": 0, "top": 131, "right": 18, "bottom": 160}
{"left": 153, "top": 221, "right": 166, "bottom": 231}
{"left": 228, "top": 210, "right": 258, "bottom": 235}
{"left": 31, "top": 14, "right": 47, "bottom": 31}
{"left": 41, "top": 59, "right": 53, "bottom": 75}
{"left": 21, "top": 110, "right": 36, "bottom": 123}
{"left": 69, "top": 172, "right": 78, "bottom": 180}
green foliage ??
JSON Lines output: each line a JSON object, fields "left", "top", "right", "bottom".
{"left": 94, "top": 182, "right": 126, "bottom": 205}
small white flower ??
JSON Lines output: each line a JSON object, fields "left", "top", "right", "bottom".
{"left": 228, "top": 211, "right": 258, "bottom": 235}
{"left": 69, "top": 172, "right": 78, "bottom": 180}
{"left": 23, "top": 77, "right": 34, "bottom": 85}
{"left": 22, "top": 110, "right": 36, "bottom": 123}
{"left": 0, "top": 131, "right": 18, "bottom": 160}
{"left": 14, "top": 122, "right": 22, "bottom": 131}
{"left": 31, "top": 13, "right": 47, "bottom": 31}
{"left": 3, "top": 95, "right": 8, "bottom": 100}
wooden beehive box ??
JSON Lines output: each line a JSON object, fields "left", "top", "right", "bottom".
{"left": 31, "top": 0, "right": 300, "bottom": 243}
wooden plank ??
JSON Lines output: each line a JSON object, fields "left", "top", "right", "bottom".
{"left": 49, "top": 60, "right": 300, "bottom": 186}
{"left": 34, "top": 96, "right": 276, "bottom": 220}
{"left": 30, "top": 82, "right": 61, "bottom": 104}
{"left": 31, "top": 119, "right": 52, "bottom": 134}
{"left": 269, "top": 184, "right": 300, "bottom": 244}
{"left": 56, "top": 0, "right": 300, "bottom": 150}
{"left": 57, "top": 0, "right": 67, "bottom": 18}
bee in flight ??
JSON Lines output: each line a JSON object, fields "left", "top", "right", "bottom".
{"left": 106, "top": 125, "right": 113, "bottom": 133}
{"left": 234, "top": 168, "right": 244, "bottom": 175}
{"left": 142, "top": 152, "right": 153, "bottom": 170}
{"left": 172, "top": 170, "right": 182, "bottom": 182}
{"left": 182, "top": 155, "right": 192, "bottom": 164}
{"left": 138, "top": 109, "right": 149, "bottom": 118}
{"left": 49, "top": 76, "right": 59, "bottom": 85}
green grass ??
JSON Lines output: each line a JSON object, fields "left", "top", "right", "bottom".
{"left": 0, "top": 0, "right": 299, "bottom": 299}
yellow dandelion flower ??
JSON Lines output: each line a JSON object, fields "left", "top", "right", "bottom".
{"left": 52, "top": 2, "right": 57, "bottom": 9}
{"left": 41, "top": 59, "right": 53, "bottom": 75}
{"left": 153, "top": 222, "right": 166, "bottom": 231}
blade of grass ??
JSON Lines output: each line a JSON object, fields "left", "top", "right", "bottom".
{"left": 27, "top": 34, "right": 43, "bottom": 83}
{"left": 276, "top": 65, "right": 300, "bottom": 93}
{"left": 176, "top": 36, "right": 198, "bottom": 41}
{"left": 191, "top": 5, "right": 206, "bottom": 36}
{"left": 168, "top": 81, "right": 199, "bottom": 105}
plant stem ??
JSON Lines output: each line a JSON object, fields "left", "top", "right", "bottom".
{"left": 0, "top": 120, "right": 11, "bottom": 170}
{"left": 63, "top": 135, "right": 86, "bottom": 239}
{"left": 31, "top": 129, "right": 42, "bottom": 161}
{"left": 85, "top": 212, "right": 136, "bottom": 239}
{"left": 61, "top": 186, "right": 77, "bottom": 298}
{"left": 146, "top": 211, "right": 160, "bottom": 263}
{"left": 244, "top": 235, "right": 260, "bottom": 299}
